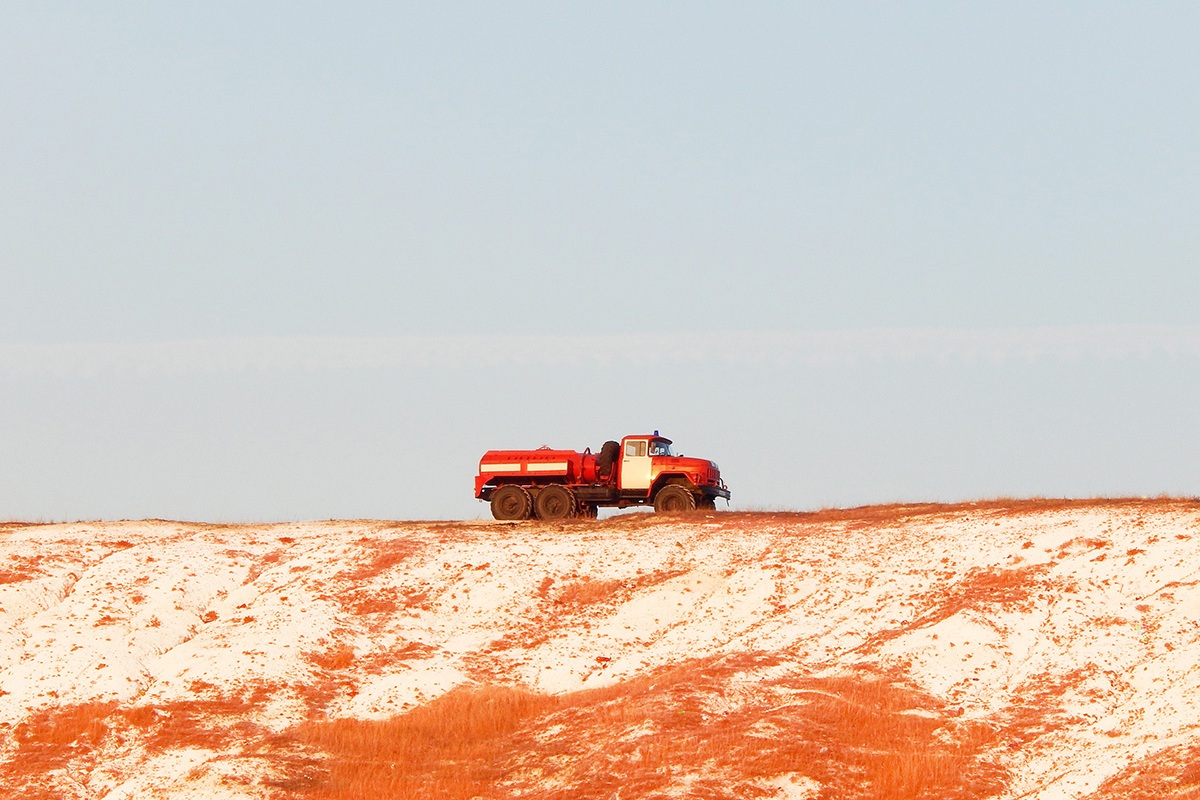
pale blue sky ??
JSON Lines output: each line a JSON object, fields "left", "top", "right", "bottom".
{"left": 2, "top": 4, "right": 1197, "bottom": 520}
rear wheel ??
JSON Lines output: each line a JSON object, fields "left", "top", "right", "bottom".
{"left": 534, "top": 485, "right": 577, "bottom": 520}
{"left": 654, "top": 485, "right": 697, "bottom": 514}
{"left": 490, "top": 485, "right": 532, "bottom": 520}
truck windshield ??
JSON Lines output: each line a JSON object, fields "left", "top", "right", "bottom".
{"left": 649, "top": 441, "right": 675, "bottom": 456}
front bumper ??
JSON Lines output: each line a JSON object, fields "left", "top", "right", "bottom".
{"left": 702, "top": 482, "right": 731, "bottom": 501}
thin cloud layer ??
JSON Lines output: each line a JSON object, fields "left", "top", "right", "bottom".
{"left": 2, "top": 326, "right": 1198, "bottom": 376}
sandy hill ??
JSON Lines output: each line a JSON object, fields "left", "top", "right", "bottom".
{"left": 1, "top": 500, "right": 1198, "bottom": 799}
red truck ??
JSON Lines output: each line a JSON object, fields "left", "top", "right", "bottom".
{"left": 475, "top": 432, "right": 730, "bottom": 520}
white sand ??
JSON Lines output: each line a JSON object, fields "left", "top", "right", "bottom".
{"left": 1, "top": 504, "right": 1197, "bottom": 798}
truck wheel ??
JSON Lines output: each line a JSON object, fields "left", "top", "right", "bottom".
{"left": 697, "top": 497, "right": 716, "bottom": 511}
{"left": 534, "top": 485, "right": 577, "bottom": 520}
{"left": 491, "top": 485, "right": 532, "bottom": 520}
{"left": 597, "top": 440, "right": 620, "bottom": 480}
{"left": 654, "top": 485, "right": 696, "bottom": 514}
{"left": 581, "top": 503, "right": 599, "bottom": 518}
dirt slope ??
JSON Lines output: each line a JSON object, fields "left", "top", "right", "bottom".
{"left": 1, "top": 500, "right": 1198, "bottom": 799}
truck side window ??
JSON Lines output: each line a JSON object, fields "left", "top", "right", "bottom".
{"left": 625, "top": 441, "right": 647, "bottom": 458}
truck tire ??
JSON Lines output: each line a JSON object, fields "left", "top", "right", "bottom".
{"left": 491, "top": 485, "right": 532, "bottom": 520}
{"left": 534, "top": 485, "right": 577, "bottom": 520}
{"left": 597, "top": 440, "right": 620, "bottom": 480}
{"left": 654, "top": 485, "right": 696, "bottom": 514}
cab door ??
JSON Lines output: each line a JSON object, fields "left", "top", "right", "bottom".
{"left": 619, "top": 439, "right": 652, "bottom": 491}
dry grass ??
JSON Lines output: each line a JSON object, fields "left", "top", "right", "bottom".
{"left": 285, "top": 685, "right": 560, "bottom": 799}
{"left": 806, "top": 496, "right": 1200, "bottom": 525}
{"left": 513, "top": 497, "right": 1200, "bottom": 537}
{"left": 736, "top": 497, "right": 1196, "bottom": 529}
{"left": 277, "top": 655, "right": 1009, "bottom": 800}
{"left": 307, "top": 644, "right": 357, "bottom": 672}
{"left": 298, "top": 640, "right": 440, "bottom": 712}
{"left": 510, "top": 657, "right": 1007, "bottom": 800}
{"left": 354, "top": 641, "right": 438, "bottom": 675}
{"left": 0, "top": 689, "right": 280, "bottom": 796}
{"left": 488, "top": 568, "right": 692, "bottom": 653}
{"left": 0, "top": 553, "right": 48, "bottom": 584}
{"left": 861, "top": 564, "right": 1054, "bottom": 654}
{"left": 1088, "top": 738, "right": 1200, "bottom": 799}
{"left": 998, "top": 666, "right": 1094, "bottom": 747}
{"left": 552, "top": 568, "right": 691, "bottom": 610}
{"left": 2, "top": 701, "right": 118, "bottom": 799}
{"left": 343, "top": 586, "right": 401, "bottom": 616}
{"left": 928, "top": 564, "right": 1053, "bottom": 617}
{"left": 552, "top": 576, "right": 627, "bottom": 607}
{"left": 337, "top": 537, "right": 426, "bottom": 584}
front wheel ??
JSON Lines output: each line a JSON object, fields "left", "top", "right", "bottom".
{"left": 653, "top": 485, "right": 697, "bottom": 514}
{"left": 490, "top": 485, "right": 532, "bottom": 520}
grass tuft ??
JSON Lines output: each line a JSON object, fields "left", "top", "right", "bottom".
{"left": 277, "top": 655, "right": 1009, "bottom": 800}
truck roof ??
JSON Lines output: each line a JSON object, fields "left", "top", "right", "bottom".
{"left": 624, "top": 433, "right": 672, "bottom": 444}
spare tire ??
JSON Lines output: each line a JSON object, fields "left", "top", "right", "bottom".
{"left": 597, "top": 440, "right": 620, "bottom": 480}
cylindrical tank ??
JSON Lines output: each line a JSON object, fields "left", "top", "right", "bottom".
{"left": 580, "top": 451, "right": 599, "bottom": 483}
